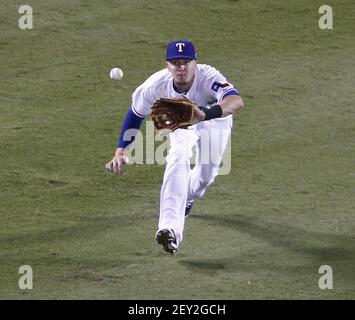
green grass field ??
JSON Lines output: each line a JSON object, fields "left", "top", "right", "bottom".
{"left": 1, "top": 0, "right": 354, "bottom": 299}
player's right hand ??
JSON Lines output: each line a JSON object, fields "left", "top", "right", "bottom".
{"left": 105, "top": 148, "right": 128, "bottom": 175}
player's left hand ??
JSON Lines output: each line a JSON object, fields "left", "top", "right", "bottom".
{"left": 192, "top": 105, "right": 205, "bottom": 123}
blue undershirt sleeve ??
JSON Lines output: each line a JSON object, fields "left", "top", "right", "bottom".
{"left": 117, "top": 107, "right": 145, "bottom": 149}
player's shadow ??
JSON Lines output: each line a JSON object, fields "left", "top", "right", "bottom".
{"left": 0, "top": 214, "right": 135, "bottom": 246}
{"left": 179, "top": 213, "right": 355, "bottom": 274}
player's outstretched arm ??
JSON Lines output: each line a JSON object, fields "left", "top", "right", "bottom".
{"left": 105, "top": 107, "right": 144, "bottom": 176}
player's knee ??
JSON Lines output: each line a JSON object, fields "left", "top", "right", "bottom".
{"left": 199, "top": 167, "right": 219, "bottom": 188}
{"left": 199, "top": 175, "right": 215, "bottom": 189}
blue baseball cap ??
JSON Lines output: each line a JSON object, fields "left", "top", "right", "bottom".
{"left": 166, "top": 40, "right": 197, "bottom": 61}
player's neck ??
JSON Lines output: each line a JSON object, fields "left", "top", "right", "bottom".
{"left": 173, "top": 80, "right": 194, "bottom": 94}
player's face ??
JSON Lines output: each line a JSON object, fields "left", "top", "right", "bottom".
{"left": 166, "top": 59, "right": 197, "bottom": 86}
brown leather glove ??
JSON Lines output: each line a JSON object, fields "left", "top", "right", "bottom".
{"left": 151, "top": 98, "right": 195, "bottom": 133}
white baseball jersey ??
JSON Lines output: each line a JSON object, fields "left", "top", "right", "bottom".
{"left": 131, "top": 64, "right": 238, "bottom": 118}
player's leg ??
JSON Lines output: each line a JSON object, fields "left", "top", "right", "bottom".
{"left": 187, "top": 116, "right": 233, "bottom": 204}
{"left": 157, "top": 128, "right": 199, "bottom": 250}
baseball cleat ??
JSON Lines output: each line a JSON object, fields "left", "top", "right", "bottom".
{"left": 185, "top": 202, "right": 194, "bottom": 217}
{"left": 155, "top": 229, "right": 178, "bottom": 254}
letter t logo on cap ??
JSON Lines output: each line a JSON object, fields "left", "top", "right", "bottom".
{"left": 176, "top": 43, "right": 185, "bottom": 52}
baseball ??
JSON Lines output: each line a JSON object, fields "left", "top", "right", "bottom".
{"left": 110, "top": 67, "right": 123, "bottom": 80}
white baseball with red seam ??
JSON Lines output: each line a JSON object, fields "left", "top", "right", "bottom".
{"left": 109, "top": 67, "right": 123, "bottom": 80}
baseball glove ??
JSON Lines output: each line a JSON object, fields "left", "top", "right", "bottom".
{"left": 151, "top": 98, "right": 195, "bottom": 133}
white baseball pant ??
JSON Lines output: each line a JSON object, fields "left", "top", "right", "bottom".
{"left": 158, "top": 115, "right": 233, "bottom": 247}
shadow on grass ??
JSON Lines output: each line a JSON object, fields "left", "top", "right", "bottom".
{"left": 179, "top": 213, "right": 355, "bottom": 275}
{"left": 0, "top": 215, "right": 136, "bottom": 245}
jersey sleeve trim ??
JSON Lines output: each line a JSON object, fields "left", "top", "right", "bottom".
{"left": 220, "top": 88, "right": 239, "bottom": 101}
{"left": 131, "top": 105, "right": 146, "bottom": 119}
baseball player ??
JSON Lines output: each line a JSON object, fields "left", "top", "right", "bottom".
{"left": 106, "top": 40, "right": 244, "bottom": 254}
